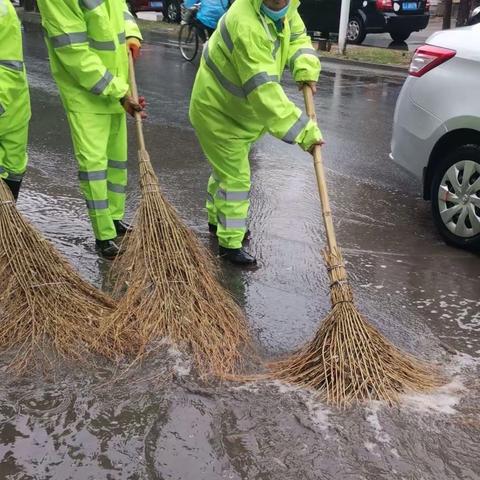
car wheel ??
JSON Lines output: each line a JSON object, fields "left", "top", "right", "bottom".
{"left": 430, "top": 144, "right": 480, "bottom": 251}
{"left": 164, "top": 0, "right": 181, "bottom": 23}
{"left": 390, "top": 31, "right": 411, "bottom": 42}
{"left": 347, "top": 16, "right": 366, "bottom": 44}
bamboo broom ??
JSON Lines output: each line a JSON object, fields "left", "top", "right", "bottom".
{"left": 100, "top": 55, "right": 251, "bottom": 377}
{"left": 0, "top": 179, "right": 118, "bottom": 373}
{"left": 268, "top": 86, "right": 443, "bottom": 406}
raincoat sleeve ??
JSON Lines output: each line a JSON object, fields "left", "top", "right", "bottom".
{"left": 38, "top": 0, "right": 129, "bottom": 100}
{"left": 288, "top": 12, "right": 321, "bottom": 83}
{"left": 232, "top": 25, "right": 322, "bottom": 151}
{"left": 123, "top": 3, "right": 143, "bottom": 40}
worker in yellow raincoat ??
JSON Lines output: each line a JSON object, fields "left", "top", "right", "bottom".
{"left": 0, "top": 0, "right": 31, "bottom": 201}
{"left": 37, "top": 0, "right": 145, "bottom": 258}
{"left": 190, "top": 0, "right": 323, "bottom": 266}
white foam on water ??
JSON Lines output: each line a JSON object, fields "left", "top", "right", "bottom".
{"left": 365, "top": 402, "right": 391, "bottom": 445}
{"left": 390, "top": 448, "right": 400, "bottom": 459}
{"left": 445, "top": 351, "right": 478, "bottom": 375}
{"left": 167, "top": 345, "right": 192, "bottom": 377}
{"left": 301, "top": 393, "right": 331, "bottom": 432}
{"left": 364, "top": 442, "right": 377, "bottom": 453}
{"left": 401, "top": 352, "right": 478, "bottom": 415}
{"left": 402, "top": 379, "right": 464, "bottom": 415}
{"left": 229, "top": 383, "right": 260, "bottom": 394}
{"left": 268, "top": 381, "right": 331, "bottom": 431}
{"left": 270, "top": 379, "right": 301, "bottom": 395}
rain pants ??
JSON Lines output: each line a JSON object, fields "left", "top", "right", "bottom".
{"left": 0, "top": 0, "right": 31, "bottom": 185}
{"left": 37, "top": 0, "right": 142, "bottom": 241}
{"left": 189, "top": 0, "right": 321, "bottom": 249}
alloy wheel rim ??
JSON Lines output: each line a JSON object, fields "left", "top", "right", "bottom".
{"left": 438, "top": 160, "right": 480, "bottom": 238}
{"left": 347, "top": 20, "right": 360, "bottom": 41}
{"left": 168, "top": 3, "right": 177, "bottom": 21}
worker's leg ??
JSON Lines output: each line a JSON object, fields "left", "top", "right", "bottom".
{"left": 106, "top": 113, "right": 128, "bottom": 221}
{"left": 67, "top": 112, "right": 117, "bottom": 241}
{"left": 0, "top": 122, "right": 29, "bottom": 200}
{"left": 197, "top": 133, "right": 251, "bottom": 249}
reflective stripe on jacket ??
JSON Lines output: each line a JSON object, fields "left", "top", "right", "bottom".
{"left": 0, "top": 0, "right": 31, "bottom": 132}
{"left": 189, "top": 0, "right": 321, "bottom": 150}
{"left": 37, "top": 0, "right": 142, "bottom": 113}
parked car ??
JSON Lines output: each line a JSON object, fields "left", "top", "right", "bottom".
{"left": 127, "top": 0, "right": 182, "bottom": 23}
{"left": 299, "top": 0, "right": 430, "bottom": 44}
{"left": 390, "top": 24, "right": 480, "bottom": 251}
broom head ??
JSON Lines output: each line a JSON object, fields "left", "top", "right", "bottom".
{"left": 100, "top": 149, "right": 251, "bottom": 378}
{"left": 268, "top": 247, "right": 443, "bottom": 407}
{"left": 0, "top": 179, "right": 118, "bottom": 373}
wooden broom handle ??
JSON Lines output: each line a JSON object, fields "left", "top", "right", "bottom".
{"left": 128, "top": 52, "right": 146, "bottom": 152}
{"left": 303, "top": 85, "right": 338, "bottom": 253}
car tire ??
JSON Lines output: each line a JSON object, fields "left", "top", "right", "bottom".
{"left": 430, "top": 144, "right": 480, "bottom": 252}
{"left": 163, "top": 0, "right": 181, "bottom": 23}
{"left": 347, "top": 15, "right": 366, "bottom": 44}
{"left": 390, "top": 31, "right": 411, "bottom": 42}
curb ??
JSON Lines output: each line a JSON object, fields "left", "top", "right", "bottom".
{"left": 141, "top": 28, "right": 179, "bottom": 48}
{"left": 318, "top": 55, "right": 407, "bottom": 74}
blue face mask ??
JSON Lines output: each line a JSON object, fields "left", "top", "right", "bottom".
{"left": 260, "top": 1, "right": 290, "bottom": 21}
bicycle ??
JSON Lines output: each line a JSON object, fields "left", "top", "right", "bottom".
{"left": 178, "top": 4, "right": 210, "bottom": 62}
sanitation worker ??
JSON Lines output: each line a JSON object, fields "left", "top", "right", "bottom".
{"left": 189, "top": 0, "right": 322, "bottom": 266}
{"left": 36, "top": 0, "right": 145, "bottom": 258}
{"left": 0, "top": 0, "right": 31, "bottom": 201}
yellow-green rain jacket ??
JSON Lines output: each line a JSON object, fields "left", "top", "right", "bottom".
{"left": 190, "top": 0, "right": 321, "bottom": 150}
{"left": 0, "top": 0, "right": 31, "bottom": 133}
{"left": 37, "top": 0, "right": 142, "bottom": 114}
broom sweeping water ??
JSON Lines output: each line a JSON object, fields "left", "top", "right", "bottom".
{"left": 101, "top": 55, "right": 251, "bottom": 377}
{"left": 268, "top": 86, "right": 443, "bottom": 406}
{"left": 0, "top": 179, "right": 118, "bottom": 373}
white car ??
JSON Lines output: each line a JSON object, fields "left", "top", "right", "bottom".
{"left": 391, "top": 24, "right": 480, "bottom": 251}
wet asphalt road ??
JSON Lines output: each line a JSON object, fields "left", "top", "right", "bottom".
{"left": 0, "top": 27, "right": 479, "bottom": 480}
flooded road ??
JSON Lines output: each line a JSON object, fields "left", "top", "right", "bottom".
{"left": 1, "top": 28, "right": 479, "bottom": 479}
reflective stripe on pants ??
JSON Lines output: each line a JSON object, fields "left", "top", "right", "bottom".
{"left": 0, "top": 122, "right": 29, "bottom": 181}
{"left": 67, "top": 111, "right": 127, "bottom": 241}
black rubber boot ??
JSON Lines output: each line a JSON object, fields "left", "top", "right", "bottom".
{"left": 95, "top": 239, "right": 120, "bottom": 259}
{"left": 209, "top": 223, "right": 251, "bottom": 241}
{"left": 114, "top": 220, "right": 133, "bottom": 235}
{"left": 219, "top": 246, "right": 257, "bottom": 266}
{"left": 3, "top": 178, "right": 22, "bottom": 201}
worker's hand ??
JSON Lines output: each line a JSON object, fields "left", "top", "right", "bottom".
{"left": 308, "top": 140, "right": 325, "bottom": 155}
{"left": 297, "top": 81, "right": 317, "bottom": 94}
{"left": 120, "top": 95, "right": 147, "bottom": 118}
{"left": 127, "top": 37, "right": 142, "bottom": 62}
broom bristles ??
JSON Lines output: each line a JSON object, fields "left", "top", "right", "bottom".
{"left": 268, "top": 248, "right": 443, "bottom": 407}
{"left": 0, "top": 179, "right": 120, "bottom": 373}
{"left": 100, "top": 149, "right": 251, "bottom": 377}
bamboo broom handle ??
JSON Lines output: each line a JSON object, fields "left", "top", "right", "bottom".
{"left": 128, "top": 52, "right": 146, "bottom": 152}
{"left": 303, "top": 85, "right": 338, "bottom": 253}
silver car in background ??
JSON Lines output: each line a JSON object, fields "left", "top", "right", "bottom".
{"left": 391, "top": 24, "right": 480, "bottom": 251}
